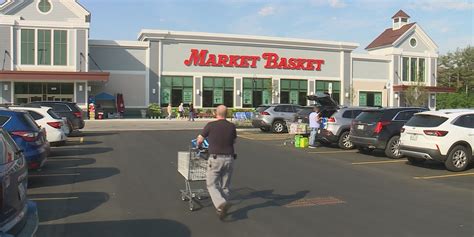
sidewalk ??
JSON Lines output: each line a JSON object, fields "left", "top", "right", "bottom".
{"left": 83, "top": 118, "right": 257, "bottom": 132}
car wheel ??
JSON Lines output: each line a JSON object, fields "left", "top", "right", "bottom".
{"left": 358, "top": 147, "right": 374, "bottom": 154}
{"left": 338, "top": 131, "right": 354, "bottom": 150}
{"left": 385, "top": 136, "right": 403, "bottom": 159}
{"left": 407, "top": 157, "right": 426, "bottom": 165}
{"left": 272, "top": 121, "right": 286, "bottom": 133}
{"left": 445, "top": 145, "right": 471, "bottom": 172}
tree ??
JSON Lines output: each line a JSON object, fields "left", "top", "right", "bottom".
{"left": 404, "top": 80, "right": 429, "bottom": 107}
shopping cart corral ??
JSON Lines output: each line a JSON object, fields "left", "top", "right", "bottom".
{"left": 177, "top": 140, "right": 209, "bottom": 211}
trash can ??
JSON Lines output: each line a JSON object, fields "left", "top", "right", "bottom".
{"left": 299, "top": 137, "right": 309, "bottom": 148}
{"left": 294, "top": 135, "right": 302, "bottom": 148}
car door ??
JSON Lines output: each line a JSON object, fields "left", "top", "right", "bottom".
{"left": 452, "top": 114, "right": 474, "bottom": 153}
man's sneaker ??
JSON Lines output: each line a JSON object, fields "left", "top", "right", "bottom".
{"left": 216, "top": 202, "right": 232, "bottom": 220}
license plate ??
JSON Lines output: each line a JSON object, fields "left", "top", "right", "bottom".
{"left": 410, "top": 134, "right": 417, "bottom": 141}
{"left": 357, "top": 125, "right": 364, "bottom": 130}
{"left": 18, "top": 183, "right": 26, "bottom": 201}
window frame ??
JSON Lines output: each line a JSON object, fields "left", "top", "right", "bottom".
{"left": 19, "top": 28, "right": 68, "bottom": 66}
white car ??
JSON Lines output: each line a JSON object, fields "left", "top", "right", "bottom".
{"left": 400, "top": 110, "right": 474, "bottom": 171}
{"left": 10, "top": 106, "right": 68, "bottom": 145}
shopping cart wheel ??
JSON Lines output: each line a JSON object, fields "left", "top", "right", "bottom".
{"left": 197, "top": 195, "right": 202, "bottom": 200}
{"left": 189, "top": 203, "right": 195, "bottom": 211}
{"left": 181, "top": 195, "right": 188, "bottom": 201}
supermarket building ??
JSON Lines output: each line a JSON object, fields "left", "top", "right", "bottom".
{"left": 0, "top": 0, "right": 451, "bottom": 115}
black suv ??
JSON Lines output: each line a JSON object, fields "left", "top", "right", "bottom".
{"left": 349, "top": 107, "right": 427, "bottom": 158}
{"left": 28, "top": 101, "right": 85, "bottom": 131}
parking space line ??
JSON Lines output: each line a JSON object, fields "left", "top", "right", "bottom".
{"left": 30, "top": 197, "right": 79, "bottom": 201}
{"left": 29, "top": 173, "right": 81, "bottom": 177}
{"left": 237, "top": 134, "right": 257, "bottom": 140}
{"left": 413, "top": 172, "right": 474, "bottom": 180}
{"left": 308, "top": 150, "right": 357, "bottom": 154}
{"left": 80, "top": 137, "right": 84, "bottom": 143}
{"left": 352, "top": 160, "right": 406, "bottom": 165}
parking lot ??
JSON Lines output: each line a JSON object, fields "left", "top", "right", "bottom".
{"left": 28, "top": 128, "right": 473, "bottom": 237}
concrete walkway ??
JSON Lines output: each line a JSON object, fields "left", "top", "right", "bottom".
{"left": 82, "top": 118, "right": 256, "bottom": 132}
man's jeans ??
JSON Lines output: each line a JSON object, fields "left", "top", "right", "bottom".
{"left": 309, "top": 128, "right": 319, "bottom": 146}
{"left": 207, "top": 155, "right": 234, "bottom": 208}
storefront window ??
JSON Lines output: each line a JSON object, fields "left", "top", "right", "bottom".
{"left": 315, "top": 81, "right": 340, "bottom": 104}
{"left": 280, "top": 79, "right": 307, "bottom": 106}
{"left": 402, "top": 57, "right": 426, "bottom": 82}
{"left": 402, "top": 57, "right": 409, "bottom": 81}
{"left": 14, "top": 82, "right": 74, "bottom": 104}
{"left": 160, "top": 76, "right": 193, "bottom": 107}
{"left": 37, "top": 30, "right": 51, "bottom": 65}
{"left": 410, "top": 58, "right": 417, "bottom": 82}
{"left": 21, "top": 29, "right": 35, "bottom": 65}
{"left": 418, "top": 58, "right": 425, "bottom": 82}
{"left": 243, "top": 78, "right": 271, "bottom": 108}
{"left": 359, "top": 92, "right": 382, "bottom": 107}
{"left": 54, "top": 30, "right": 67, "bottom": 66}
{"left": 203, "top": 77, "right": 233, "bottom": 108}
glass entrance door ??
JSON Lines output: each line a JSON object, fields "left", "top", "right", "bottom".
{"left": 14, "top": 82, "right": 74, "bottom": 104}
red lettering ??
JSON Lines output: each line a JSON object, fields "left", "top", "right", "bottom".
{"left": 226, "top": 55, "right": 240, "bottom": 67}
{"left": 288, "top": 58, "right": 297, "bottom": 69}
{"left": 305, "top": 59, "right": 315, "bottom": 70}
{"left": 249, "top": 56, "right": 260, "bottom": 68}
{"left": 217, "top": 54, "right": 229, "bottom": 67}
{"left": 294, "top": 59, "right": 306, "bottom": 70}
{"left": 184, "top": 49, "right": 208, "bottom": 66}
{"left": 262, "top": 53, "right": 279, "bottom": 69}
{"left": 205, "top": 54, "right": 217, "bottom": 66}
{"left": 277, "top": 57, "right": 288, "bottom": 69}
{"left": 314, "top": 59, "right": 324, "bottom": 71}
{"left": 239, "top": 56, "right": 250, "bottom": 67}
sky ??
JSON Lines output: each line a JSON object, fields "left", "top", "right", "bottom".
{"left": 79, "top": 0, "right": 473, "bottom": 54}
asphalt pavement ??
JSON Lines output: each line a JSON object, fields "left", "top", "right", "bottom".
{"left": 28, "top": 129, "right": 474, "bottom": 237}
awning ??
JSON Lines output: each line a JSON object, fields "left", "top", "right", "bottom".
{"left": 94, "top": 92, "right": 115, "bottom": 101}
{"left": 393, "top": 85, "right": 456, "bottom": 93}
{"left": 0, "top": 70, "right": 109, "bottom": 82}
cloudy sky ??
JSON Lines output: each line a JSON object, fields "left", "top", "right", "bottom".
{"left": 80, "top": 0, "right": 473, "bottom": 54}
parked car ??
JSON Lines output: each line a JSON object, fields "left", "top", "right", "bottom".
{"left": 28, "top": 102, "right": 84, "bottom": 131}
{"left": 0, "top": 128, "right": 39, "bottom": 236}
{"left": 252, "top": 104, "right": 302, "bottom": 133}
{"left": 318, "top": 107, "right": 370, "bottom": 149}
{"left": 293, "top": 106, "right": 338, "bottom": 124}
{"left": 10, "top": 106, "right": 68, "bottom": 145}
{"left": 349, "top": 107, "right": 427, "bottom": 159}
{"left": 0, "top": 109, "right": 49, "bottom": 170}
{"left": 400, "top": 110, "right": 474, "bottom": 171}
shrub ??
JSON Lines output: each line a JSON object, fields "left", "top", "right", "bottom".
{"left": 147, "top": 103, "right": 162, "bottom": 118}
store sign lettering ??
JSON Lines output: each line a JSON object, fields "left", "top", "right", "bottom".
{"left": 184, "top": 49, "right": 324, "bottom": 71}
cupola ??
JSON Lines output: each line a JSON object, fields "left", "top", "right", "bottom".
{"left": 392, "top": 10, "right": 410, "bottom": 30}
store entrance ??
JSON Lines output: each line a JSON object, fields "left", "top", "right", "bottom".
{"left": 14, "top": 82, "right": 74, "bottom": 104}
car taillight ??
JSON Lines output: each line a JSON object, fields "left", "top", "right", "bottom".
{"left": 328, "top": 117, "right": 336, "bottom": 123}
{"left": 374, "top": 121, "right": 391, "bottom": 134}
{"left": 73, "top": 111, "right": 82, "bottom": 118}
{"left": 47, "top": 122, "right": 62, "bottom": 129}
{"left": 400, "top": 128, "right": 405, "bottom": 133}
{"left": 11, "top": 131, "right": 39, "bottom": 142}
{"left": 424, "top": 130, "right": 449, "bottom": 137}
{"left": 260, "top": 112, "right": 270, "bottom": 116}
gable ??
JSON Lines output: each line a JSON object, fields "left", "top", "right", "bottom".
{"left": 394, "top": 26, "right": 438, "bottom": 53}
{"left": 1, "top": 0, "right": 89, "bottom": 23}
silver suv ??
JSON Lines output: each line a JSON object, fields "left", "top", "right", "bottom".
{"left": 252, "top": 104, "right": 302, "bottom": 133}
{"left": 319, "top": 107, "right": 371, "bottom": 149}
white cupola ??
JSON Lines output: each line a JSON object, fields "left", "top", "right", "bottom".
{"left": 392, "top": 10, "right": 410, "bottom": 30}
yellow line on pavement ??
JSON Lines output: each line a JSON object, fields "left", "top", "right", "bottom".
{"left": 414, "top": 172, "right": 474, "bottom": 180}
{"left": 308, "top": 150, "right": 357, "bottom": 154}
{"left": 30, "top": 197, "right": 79, "bottom": 201}
{"left": 29, "top": 173, "right": 81, "bottom": 177}
{"left": 352, "top": 160, "right": 406, "bottom": 165}
{"left": 80, "top": 137, "right": 84, "bottom": 143}
{"left": 237, "top": 134, "right": 256, "bottom": 140}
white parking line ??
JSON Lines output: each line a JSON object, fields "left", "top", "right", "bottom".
{"left": 414, "top": 172, "right": 474, "bottom": 180}
{"left": 352, "top": 160, "right": 407, "bottom": 165}
{"left": 308, "top": 150, "right": 357, "bottom": 154}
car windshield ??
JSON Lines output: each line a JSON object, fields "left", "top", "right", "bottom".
{"left": 47, "top": 109, "right": 62, "bottom": 119}
{"left": 405, "top": 114, "right": 448, "bottom": 127}
{"left": 356, "top": 111, "right": 383, "bottom": 123}
{"left": 256, "top": 106, "right": 270, "bottom": 113}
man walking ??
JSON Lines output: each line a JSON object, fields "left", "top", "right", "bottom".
{"left": 197, "top": 105, "right": 237, "bottom": 220}
{"left": 308, "top": 107, "right": 321, "bottom": 148}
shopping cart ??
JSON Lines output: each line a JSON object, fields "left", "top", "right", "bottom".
{"left": 283, "top": 120, "right": 309, "bottom": 146}
{"left": 177, "top": 139, "right": 209, "bottom": 211}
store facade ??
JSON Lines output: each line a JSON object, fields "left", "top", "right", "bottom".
{"left": 1, "top": 1, "right": 453, "bottom": 114}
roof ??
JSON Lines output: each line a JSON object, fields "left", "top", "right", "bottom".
{"left": 416, "top": 110, "right": 473, "bottom": 118}
{"left": 392, "top": 10, "right": 410, "bottom": 19}
{"left": 365, "top": 23, "right": 416, "bottom": 50}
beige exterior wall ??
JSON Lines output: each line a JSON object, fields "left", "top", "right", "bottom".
{"left": 91, "top": 72, "right": 147, "bottom": 107}
{"left": 352, "top": 80, "right": 389, "bottom": 107}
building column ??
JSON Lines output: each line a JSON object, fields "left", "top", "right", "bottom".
{"left": 234, "top": 77, "right": 242, "bottom": 108}
{"left": 194, "top": 76, "right": 202, "bottom": 108}
{"left": 308, "top": 79, "right": 315, "bottom": 105}
{"left": 0, "top": 81, "right": 12, "bottom": 104}
{"left": 340, "top": 51, "right": 351, "bottom": 106}
{"left": 272, "top": 78, "right": 280, "bottom": 104}
{"left": 75, "top": 82, "right": 87, "bottom": 107}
